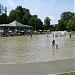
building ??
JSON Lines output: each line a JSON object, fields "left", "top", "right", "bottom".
{"left": 0, "top": 21, "right": 32, "bottom": 36}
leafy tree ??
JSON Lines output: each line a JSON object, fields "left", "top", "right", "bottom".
{"left": 28, "top": 15, "right": 37, "bottom": 30}
{"left": 16, "top": 6, "right": 31, "bottom": 24}
{"left": 22, "top": 12, "right": 31, "bottom": 25}
{"left": 67, "top": 16, "right": 75, "bottom": 31}
{"left": 42, "top": 25, "right": 47, "bottom": 30}
{"left": 1, "top": 5, "right": 43, "bottom": 31}
{"left": 58, "top": 12, "right": 74, "bottom": 31}
{"left": 8, "top": 6, "right": 31, "bottom": 23}
{"left": 0, "top": 13, "right": 8, "bottom": 24}
{"left": 61, "top": 12, "right": 74, "bottom": 21}
{"left": 36, "top": 18, "right": 43, "bottom": 31}
{"left": 50, "top": 25, "right": 56, "bottom": 31}
{"left": 28, "top": 15, "right": 43, "bottom": 31}
{"left": 8, "top": 10, "right": 17, "bottom": 22}
{"left": 58, "top": 19, "right": 67, "bottom": 31}
{"left": 44, "top": 17, "right": 51, "bottom": 30}
{"left": 54, "top": 24, "right": 59, "bottom": 31}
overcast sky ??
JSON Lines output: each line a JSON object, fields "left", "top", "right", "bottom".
{"left": 0, "top": 0, "right": 74, "bottom": 24}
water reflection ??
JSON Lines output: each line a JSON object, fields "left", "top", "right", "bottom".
{"left": 52, "top": 48, "right": 58, "bottom": 59}
{"left": 0, "top": 34, "right": 75, "bottom": 63}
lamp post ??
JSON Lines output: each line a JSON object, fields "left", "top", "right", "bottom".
{"left": 35, "top": 19, "right": 36, "bottom": 31}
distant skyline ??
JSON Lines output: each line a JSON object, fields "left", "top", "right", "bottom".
{"left": 0, "top": 0, "right": 74, "bottom": 24}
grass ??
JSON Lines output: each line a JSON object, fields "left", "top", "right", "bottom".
{"left": 57, "top": 72, "right": 75, "bottom": 75}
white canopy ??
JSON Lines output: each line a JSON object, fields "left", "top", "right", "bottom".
{"left": 39, "top": 30, "right": 42, "bottom": 31}
{"left": 0, "top": 30, "right": 4, "bottom": 32}
{"left": 21, "top": 30, "right": 24, "bottom": 32}
{"left": 8, "top": 31, "right": 12, "bottom": 32}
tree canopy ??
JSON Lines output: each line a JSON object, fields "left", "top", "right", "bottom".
{"left": 67, "top": 16, "right": 75, "bottom": 31}
{"left": 44, "top": 17, "right": 51, "bottom": 30}
{"left": 0, "top": 6, "right": 75, "bottom": 31}
{"left": 57, "top": 12, "right": 74, "bottom": 31}
{"left": 0, "top": 13, "right": 8, "bottom": 24}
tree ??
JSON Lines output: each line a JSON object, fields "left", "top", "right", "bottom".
{"left": 2, "top": 5, "right": 43, "bottom": 31}
{"left": 8, "top": 6, "right": 32, "bottom": 24}
{"left": 22, "top": 12, "right": 31, "bottom": 25}
{"left": 67, "top": 16, "right": 75, "bottom": 31}
{"left": 61, "top": 12, "right": 74, "bottom": 21}
{"left": 0, "top": 13, "right": 8, "bottom": 24}
{"left": 28, "top": 15, "right": 37, "bottom": 30}
{"left": 54, "top": 24, "right": 59, "bottom": 31}
{"left": 36, "top": 18, "right": 43, "bottom": 31}
{"left": 50, "top": 25, "right": 56, "bottom": 31}
{"left": 58, "top": 12, "right": 74, "bottom": 31}
{"left": 9, "top": 10, "right": 22, "bottom": 23}
{"left": 8, "top": 10, "right": 17, "bottom": 22}
{"left": 44, "top": 17, "right": 51, "bottom": 30}
{"left": 42, "top": 24, "right": 47, "bottom": 30}
{"left": 58, "top": 19, "right": 67, "bottom": 31}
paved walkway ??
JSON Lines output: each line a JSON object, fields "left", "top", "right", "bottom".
{"left": 0, "top": 58, "right": 75, "bottom": 75}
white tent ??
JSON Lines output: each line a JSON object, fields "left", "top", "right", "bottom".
{"left": 0, "top": 30, "right": 4, "bottom": 32}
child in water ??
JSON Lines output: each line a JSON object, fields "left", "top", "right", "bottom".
{"left": 52, "top": 39, "right": 55, "bottom": 48}
{"left": 56, "top": 44, "right": 58, "bottom": 49}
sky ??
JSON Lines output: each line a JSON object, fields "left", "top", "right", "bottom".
{"left": 0, "top": 0, "right": 74, "bottom": 24}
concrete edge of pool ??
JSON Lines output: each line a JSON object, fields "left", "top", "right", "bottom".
{"left": 0, "top": 58, "right": 74, "bottom": 74}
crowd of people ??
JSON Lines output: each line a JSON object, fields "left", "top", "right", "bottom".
{"left": 52, "top": 39, "right": 58, "bottom": 49}
{"left": 51, "top": 32, "right": 72, "bottom": 49}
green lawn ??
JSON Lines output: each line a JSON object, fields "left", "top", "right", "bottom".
{"left": 57, "top": 72, "right": 75, "bottom": 75}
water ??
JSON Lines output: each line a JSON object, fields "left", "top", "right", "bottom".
{"left": 0, "top": 34, "right": 75, "bottom": 63}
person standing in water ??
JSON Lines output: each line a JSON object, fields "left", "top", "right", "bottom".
{"left": 30, "top": 32, "right": 32, "bottom": 37}
{"left": 52, "top": 39, "right": 55, "bottom": 48}
{"left": 69, "top": 34, "right": 71, "bottom": 38}
{"left": 53, "top": 33, "right": 54, "bottom": 37}
{"left": 56, "top": 43, "right": 58, "bottom": 49}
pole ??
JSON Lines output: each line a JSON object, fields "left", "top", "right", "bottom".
{"left": 35, "top": 19, "right": 36, "bottom": 31}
